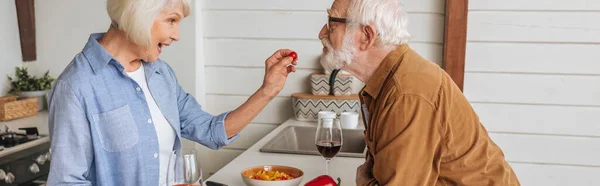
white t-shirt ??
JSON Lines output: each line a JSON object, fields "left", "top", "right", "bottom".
{"left": 127, "top": 65, "right": 176, "bottom": 186}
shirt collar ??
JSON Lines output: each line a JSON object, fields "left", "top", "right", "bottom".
{"left": 83, "top": 33, "right": 161, "bottom": 75}
{"left": 362, "top": 44, "right": 410, "bottom": 99}
{"left": 143, "top": 60, "right": 162, "bottom": 76}
{"left": 83, "top": 33, "right": 114, "bottom": 74}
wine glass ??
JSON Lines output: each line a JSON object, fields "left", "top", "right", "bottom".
{"left": 168, "top": 149, "right": 203, "bottom": 186}
{"left": 315, "top": 117, "right": 343, "bottom": 175}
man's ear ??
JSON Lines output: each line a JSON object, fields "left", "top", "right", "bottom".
{"left": 359, "top": 24, "right": 377, "bottom": 51}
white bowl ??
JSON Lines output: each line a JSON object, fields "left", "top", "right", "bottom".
{"left": 241, "top": 165, "right": 304, "bottom": 186}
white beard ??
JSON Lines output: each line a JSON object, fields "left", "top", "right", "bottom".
{"left": 319, "top": 30, "right": 357, "bottom": 72}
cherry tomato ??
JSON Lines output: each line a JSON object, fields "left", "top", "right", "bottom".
{"left": 289, "top": 52, "right": 298, "bottom": 61}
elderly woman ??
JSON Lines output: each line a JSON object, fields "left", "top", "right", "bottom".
{"left": 46, "top": 0, "right": 297, "bottom": 185}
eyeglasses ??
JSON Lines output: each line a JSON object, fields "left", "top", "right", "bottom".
{"left": 326, "top": 16, "right": 349, "bottom": 33}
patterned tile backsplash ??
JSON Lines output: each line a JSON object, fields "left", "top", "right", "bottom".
{"left": 310, "top": 74, "right": 355, "bottom": 96}
{"left": 291, "top": 93, "right": 360, "bottom": 121}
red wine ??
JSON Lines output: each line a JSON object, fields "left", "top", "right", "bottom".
{"left": 316, "top": 141, "right": 342, "bottom": 159}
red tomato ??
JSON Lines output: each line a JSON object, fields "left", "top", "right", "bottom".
{"left": 289, "top": 52, "right": 298, "bottom": 61}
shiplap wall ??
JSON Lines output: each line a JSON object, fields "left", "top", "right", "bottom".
{"left": 465, "top": 1, "right": 600, "bottom": 185}
{"left": 0, "top": 0, "right": 23, "bottom": 96}
{"left": 198, "top": 0, "right": 445, "bottom": 177}
{"left": 29, "top": 0, "right": 197, "bottom": 93}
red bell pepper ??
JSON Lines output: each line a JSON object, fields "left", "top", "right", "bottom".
{"left": 304, "top": 175, "right": 341, "bottom": 186}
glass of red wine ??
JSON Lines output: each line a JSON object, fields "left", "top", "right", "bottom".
{"left": 315, "top": 117, "right": 343, "bottom": 175}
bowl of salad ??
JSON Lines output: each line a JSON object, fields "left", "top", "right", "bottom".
{"left": 241, "top": 165, "right": 304, "bottom": 186}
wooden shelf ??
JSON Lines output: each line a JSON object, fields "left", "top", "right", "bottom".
{"left": 291, "top": 93, "right": 359, "bottom": 100}
{"left": 310, "top": 73, "right": 354, "bottom": 77}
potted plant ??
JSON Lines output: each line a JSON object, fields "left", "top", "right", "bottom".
{"left": 7, "top": 66, "right": 55, "bottom": 111}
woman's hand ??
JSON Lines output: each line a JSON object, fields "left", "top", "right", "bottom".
{"left": 261, "top": 49, "right": 298, "bottom": 97}
{"left": 223, "top": 49, "right": 298, "bottom": 137}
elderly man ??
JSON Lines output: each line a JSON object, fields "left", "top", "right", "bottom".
{"left": 318, "top": 0, "right": 520, "bottom": 185}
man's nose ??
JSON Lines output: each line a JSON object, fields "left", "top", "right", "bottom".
{"left": 318, "top": 24, "right": 328, "bottom": 40}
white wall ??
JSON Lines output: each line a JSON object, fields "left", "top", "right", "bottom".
{"left": 198, "top": 0, "right": 445, "bottom": 178}
{"left": 465, "top": 1, "right": 600, "bottom": 185}
{"left": 25, "top": 0, "right": 196, "bottom": 95}
{"left": 0, "top": 0, "right": 24, "bottom": 96}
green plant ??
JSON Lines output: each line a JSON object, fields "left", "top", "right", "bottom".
{"left": 7, "top": 66, "right": 55, "bottom": 93}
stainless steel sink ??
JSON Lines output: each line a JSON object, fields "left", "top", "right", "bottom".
{"left": 259, "top": 126, "right": 367, "bottom": 158}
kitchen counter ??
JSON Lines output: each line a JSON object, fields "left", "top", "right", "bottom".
{"left": 0, "top": 112, "right": 50, "bottom": 158}
{"left": 206, "top": 119, "right": 366, "bottom": 186}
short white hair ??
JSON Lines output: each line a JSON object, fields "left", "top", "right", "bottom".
{"left": 106, "top": 0, "right": 191, "bottom": 47}
{"left": 347, "top": 0, "right": 411, "bottom": 46}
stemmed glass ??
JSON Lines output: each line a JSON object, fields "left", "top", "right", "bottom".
{"left": 315, "top": 117, "right": 343, "bottom": 175}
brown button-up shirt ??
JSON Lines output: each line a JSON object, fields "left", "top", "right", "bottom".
{"left": 356, "top": 45, "right": 520, "bottom": 186}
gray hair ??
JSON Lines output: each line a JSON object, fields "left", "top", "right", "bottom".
{"left": 106, "top": 0, "right": 191, "bottom": 47}
{"left": 347, "top": 0, "right": 411, "bottom": 46}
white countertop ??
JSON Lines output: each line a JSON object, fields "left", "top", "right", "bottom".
{"left": 206, "top": 119, "right": 366, "bottom": 186}
{"left": 0, "top": 136, "right": 50, "bottom": 158}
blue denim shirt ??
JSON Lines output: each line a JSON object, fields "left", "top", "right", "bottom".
{"left": 47, "top": 33, "right": 239, "bottom": 186}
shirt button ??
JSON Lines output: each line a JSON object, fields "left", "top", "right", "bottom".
{"left": 147, "top": 119, "right": 152, "bottom": 124}
{"left": 136, "top": 87, "right": 141, "bottom": 91}
{"left": 153, "top": 153, "right": 158, "bottom": 158}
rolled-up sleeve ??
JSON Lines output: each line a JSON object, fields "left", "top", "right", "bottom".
{"left": 47, "top": 81, "right": 93, "bottom": 186}
{"left": 177, "top": 83, "right": 239, "bottom": 150}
